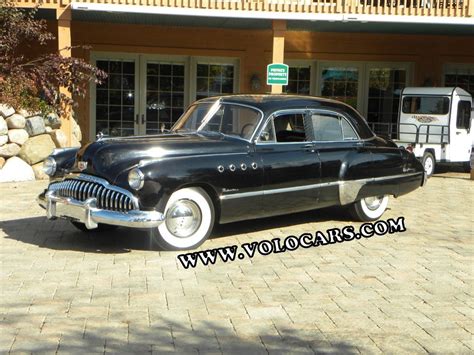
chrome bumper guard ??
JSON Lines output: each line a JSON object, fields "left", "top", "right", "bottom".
{"left": 37, "top": 190, "right": 164, "bottom": 229}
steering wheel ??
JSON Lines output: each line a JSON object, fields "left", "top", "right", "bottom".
{"left": 240, "top": 123, "right": 255, "bottom": 138}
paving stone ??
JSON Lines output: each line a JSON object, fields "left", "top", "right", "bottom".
{"left": 0, "top": 172, "right": 472, "bottom": 353}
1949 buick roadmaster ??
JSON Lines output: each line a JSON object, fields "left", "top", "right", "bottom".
{"left": 38, "top": 95, "right": 426, "bottom": 250}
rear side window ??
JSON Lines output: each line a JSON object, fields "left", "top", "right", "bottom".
{"left": 311, "top": 112, "right": 358, "bottom": 141}
{"left": 402, "top": 96, "right": 450, "bottom": 115}
{"left": 457, "top": 101, "right": 471, "bottom": 130}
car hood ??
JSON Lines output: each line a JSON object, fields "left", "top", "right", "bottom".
{"left": 75, "top": 132, "right": 250, "bottom": 183}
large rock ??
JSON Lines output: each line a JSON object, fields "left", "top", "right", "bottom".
{"left": 25, "top": 116, "right": 46, "bottom": 136}
{"left": 0, "top": 143, "right": 20, "bottom": 158}
{"left": 0, "top": 157, "right": 5, "bottom": 169}
{"left": 0, "top": 135, "right": 8, "bottom": 146}
{"left": 32, "top": 162, "right": 49, "bottom": 180}
{"left": 6, "top": 114, "right": 26, "bottom": 129}
{"left": 18, "top": 134, "right": 55, "bottom": 165}
{"left": 18, "top": 108, "right": 40, "bottom": 118}
{"left": 8, "top": 129, "right": 29, "bottom": 145}
{"left": 72, "top": 119, "right": 82, "bottom": 142}
{"left": 49, "top": 129, "right": 68, "bottom": 148}
{"left": 0, "top": 157, "right": 35, "bottom": 182}
{"left": 0, "top": 104, "right": 15, "bottom": 118}
{"left": 45, "top": 112, "right": 61, "bottom": 129}
{"left": 0, "top": 117, "right": 7, "bottom": 135}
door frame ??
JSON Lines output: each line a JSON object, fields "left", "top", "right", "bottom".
{"left": 138, "top": 54, "right": 190, "bottom": 135}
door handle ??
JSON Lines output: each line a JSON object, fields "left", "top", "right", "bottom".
{"left": 141, "top": 114, "right": 145, "bottom": 125}
{"left": 303, "top": 143, "right": 315, "bottom": 152}
{"left": 135, "top": 114, "right": 139, "bottom": 124}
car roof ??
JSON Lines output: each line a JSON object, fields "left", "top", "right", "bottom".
{"left": 402, "top": 87, "right": 471, "bottom": 97}
{"left": 195, "top": 94, "right": 375, "bottom": 139}
{"left": 195, "top": 94, "right": 355, "bottom": 115}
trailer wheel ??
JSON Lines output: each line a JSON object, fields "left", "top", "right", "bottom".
{"left": 422, "top": 152, "right": 435, "bottom": 177}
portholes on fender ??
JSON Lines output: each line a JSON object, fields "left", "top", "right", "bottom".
{"left": 217, "top": 165, "right": 225, "bottom": 173}
{"left": 229, "top": 164, "right": 236, "bottom": 172}
{"left": 251, "top": 162, "right": 258, "bottom": 170}
{"left": 240, "top": 163, "right": 247, "bottom": 171}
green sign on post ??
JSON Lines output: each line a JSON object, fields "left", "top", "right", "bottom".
{"left": 267, "top": 63, "right": 289, "bottom": 86}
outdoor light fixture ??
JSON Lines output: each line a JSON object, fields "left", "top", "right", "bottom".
{"left": 250, "top": 74, "right": 261, "bottom": 91}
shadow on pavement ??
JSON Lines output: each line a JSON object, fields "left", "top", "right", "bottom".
{"left": 2, "top": 308, "right": 360, "bottom": 354}
{"left": 1, "top": 206, "right": 353, "bottom": 253}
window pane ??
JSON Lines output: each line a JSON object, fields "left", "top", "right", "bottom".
{"left": 457, "top": 101, "right": 471, "bottom": 130}
{"left": 274, "top": 114, "right": 307, "bottom": 142}
{"left": 341, "top": 118, "right": 358, "bottom": 140}
{"left": 319, "top": 67, "right": 358, "bottom": 108}
{"left": 402, "top": 96, "right": 450, "bottom": 115}
{"left": 196, "top": 63, "right": 235, "bottom": 99}
{"left": 312, "top": 113, "right": 343, "bottom": 141}
{"left": 285, "top": 66, "right": 311, "bottom": 95}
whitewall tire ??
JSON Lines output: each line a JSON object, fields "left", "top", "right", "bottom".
{"left": 349, "top": 195, "right": 389, "bottom": 222}
{"left": 151, "top": 187, "right": 215, "bottom": 251}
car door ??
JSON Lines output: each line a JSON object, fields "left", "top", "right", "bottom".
{"left": 309, "top": 109, "right": 374, "bottom": 207}
{"left": 255, "top": 110, "right": 322, "bottom": 217}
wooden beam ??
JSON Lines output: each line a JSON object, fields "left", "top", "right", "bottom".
{"left": 271, "top": 20, "right": 286, "bottom": 94}
{"left": 57, "top": 6, "right": 74, "bottom": 146}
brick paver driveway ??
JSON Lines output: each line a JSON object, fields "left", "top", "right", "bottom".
{"left": 1, "top": 173, "right": 473, "bottom": 354}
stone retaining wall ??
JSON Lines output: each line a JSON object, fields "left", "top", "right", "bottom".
{"left": 0, "top": 104, "right": 82, "bottom": 182}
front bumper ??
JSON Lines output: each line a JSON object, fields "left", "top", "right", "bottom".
{"left": 37, "top": 190, "right": 165, "bottom": 229}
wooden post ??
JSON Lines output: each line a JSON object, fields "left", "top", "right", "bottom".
{"left": 271, "top": 20, "right": 286, "bottom": 94}
{"left": 57, "top": 6, "right": 73, "bottom": 146}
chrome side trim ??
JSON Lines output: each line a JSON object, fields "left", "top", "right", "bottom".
{"left": 219, "top": 172, "right": 423, "bottom": 203}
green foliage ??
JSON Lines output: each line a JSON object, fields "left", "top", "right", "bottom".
{"left": 0, "top": 0, "right": 106, "bottom": 116}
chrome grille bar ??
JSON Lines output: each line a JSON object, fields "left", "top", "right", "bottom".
{"left": 48, "top": 175, "right": 137, "bottom": 212}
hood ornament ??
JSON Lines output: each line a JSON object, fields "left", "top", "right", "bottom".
{"left": 96, "top": 131, "right": 108, "bottom": 141}
{"left": 78, "top": 161, "right": 88, "bottom": 171}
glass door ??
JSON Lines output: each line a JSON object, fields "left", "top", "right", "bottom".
{"left": 365, "top": 64, "right": 410, "bottom": 137}
{"left": 141, "top": 59, "right": 187, "bottom": 135}
{"left": 93, "top": 58, "right": 138, "bottom": 137}
{"left": 317, "top": 62, "right": 363, "bottom": 111}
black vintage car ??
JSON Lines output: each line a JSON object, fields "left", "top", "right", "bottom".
{"left": 38, "top": 95, "right": 426, "bottom": 250}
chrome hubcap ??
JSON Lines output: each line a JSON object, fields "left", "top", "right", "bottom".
{"left": 165, "top": 199, "right": 202, "bottom": 238}
{"left": 364, "top": 196, "right": 384, "bottom": 211}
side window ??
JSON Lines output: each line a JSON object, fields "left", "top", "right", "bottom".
{"left": 341, "top": 118, "right": 358, "bottom": 140}
{"left": 312, "top": 113, "right": 343, "bottom": 141}
{"left": 259, "top": 119, "right": 276, "bottom": 143}
{"left": 457, "top": 101, "right": 471, "bottom": 130}
{"left": 273, "top": 114, "right": 308, "bottom": 143}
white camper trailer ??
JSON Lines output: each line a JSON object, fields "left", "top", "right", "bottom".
{"left": 395, "top": 87, "right": 473, "bottom": 177}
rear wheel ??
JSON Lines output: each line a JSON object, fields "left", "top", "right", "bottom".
{"left": 349, "top": 195, "right": 389, "bottom": 222}
{"left": 151, "top": 187, "right": 215, "bottom": 251}
{"left": 422, "top": 152, "right": 435, "bottom": 177}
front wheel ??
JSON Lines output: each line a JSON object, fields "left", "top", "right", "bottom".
{"left": 151, "top": 187, "right": 215, "bottom": 251}
{"left": 348, "top": 195, "right": 389, "bottom": 222}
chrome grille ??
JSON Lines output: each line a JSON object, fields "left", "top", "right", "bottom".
{"left": 49, "top": 176, "right": 137, "bottom": 212}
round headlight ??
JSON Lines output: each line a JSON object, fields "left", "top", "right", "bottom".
{"left": 128, "top": 168, "right": 145, "bottom": 190}
{"left": 43, "top": 157, "right": 57, "bottom": 176}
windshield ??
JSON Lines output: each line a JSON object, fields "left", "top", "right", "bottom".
{"left": 172, "top": 102, "right": 262, "bottom": 140}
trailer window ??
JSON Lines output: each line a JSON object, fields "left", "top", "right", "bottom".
{"left": 402, "top": 96, "right": 450, "bottom": 115}
{"left": 457, "top": 101, "right": 471, "bottom": 130}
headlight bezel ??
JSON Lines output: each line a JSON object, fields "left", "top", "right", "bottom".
{"left": 128, "top": 168, "right": 145, "bottom": 190}
{"left": 42, "top": 157, "right": 57, "bottom": 176}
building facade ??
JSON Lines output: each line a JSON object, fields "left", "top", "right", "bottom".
{"left": 15, "top": 0, "right": 474, "bottom": 143}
